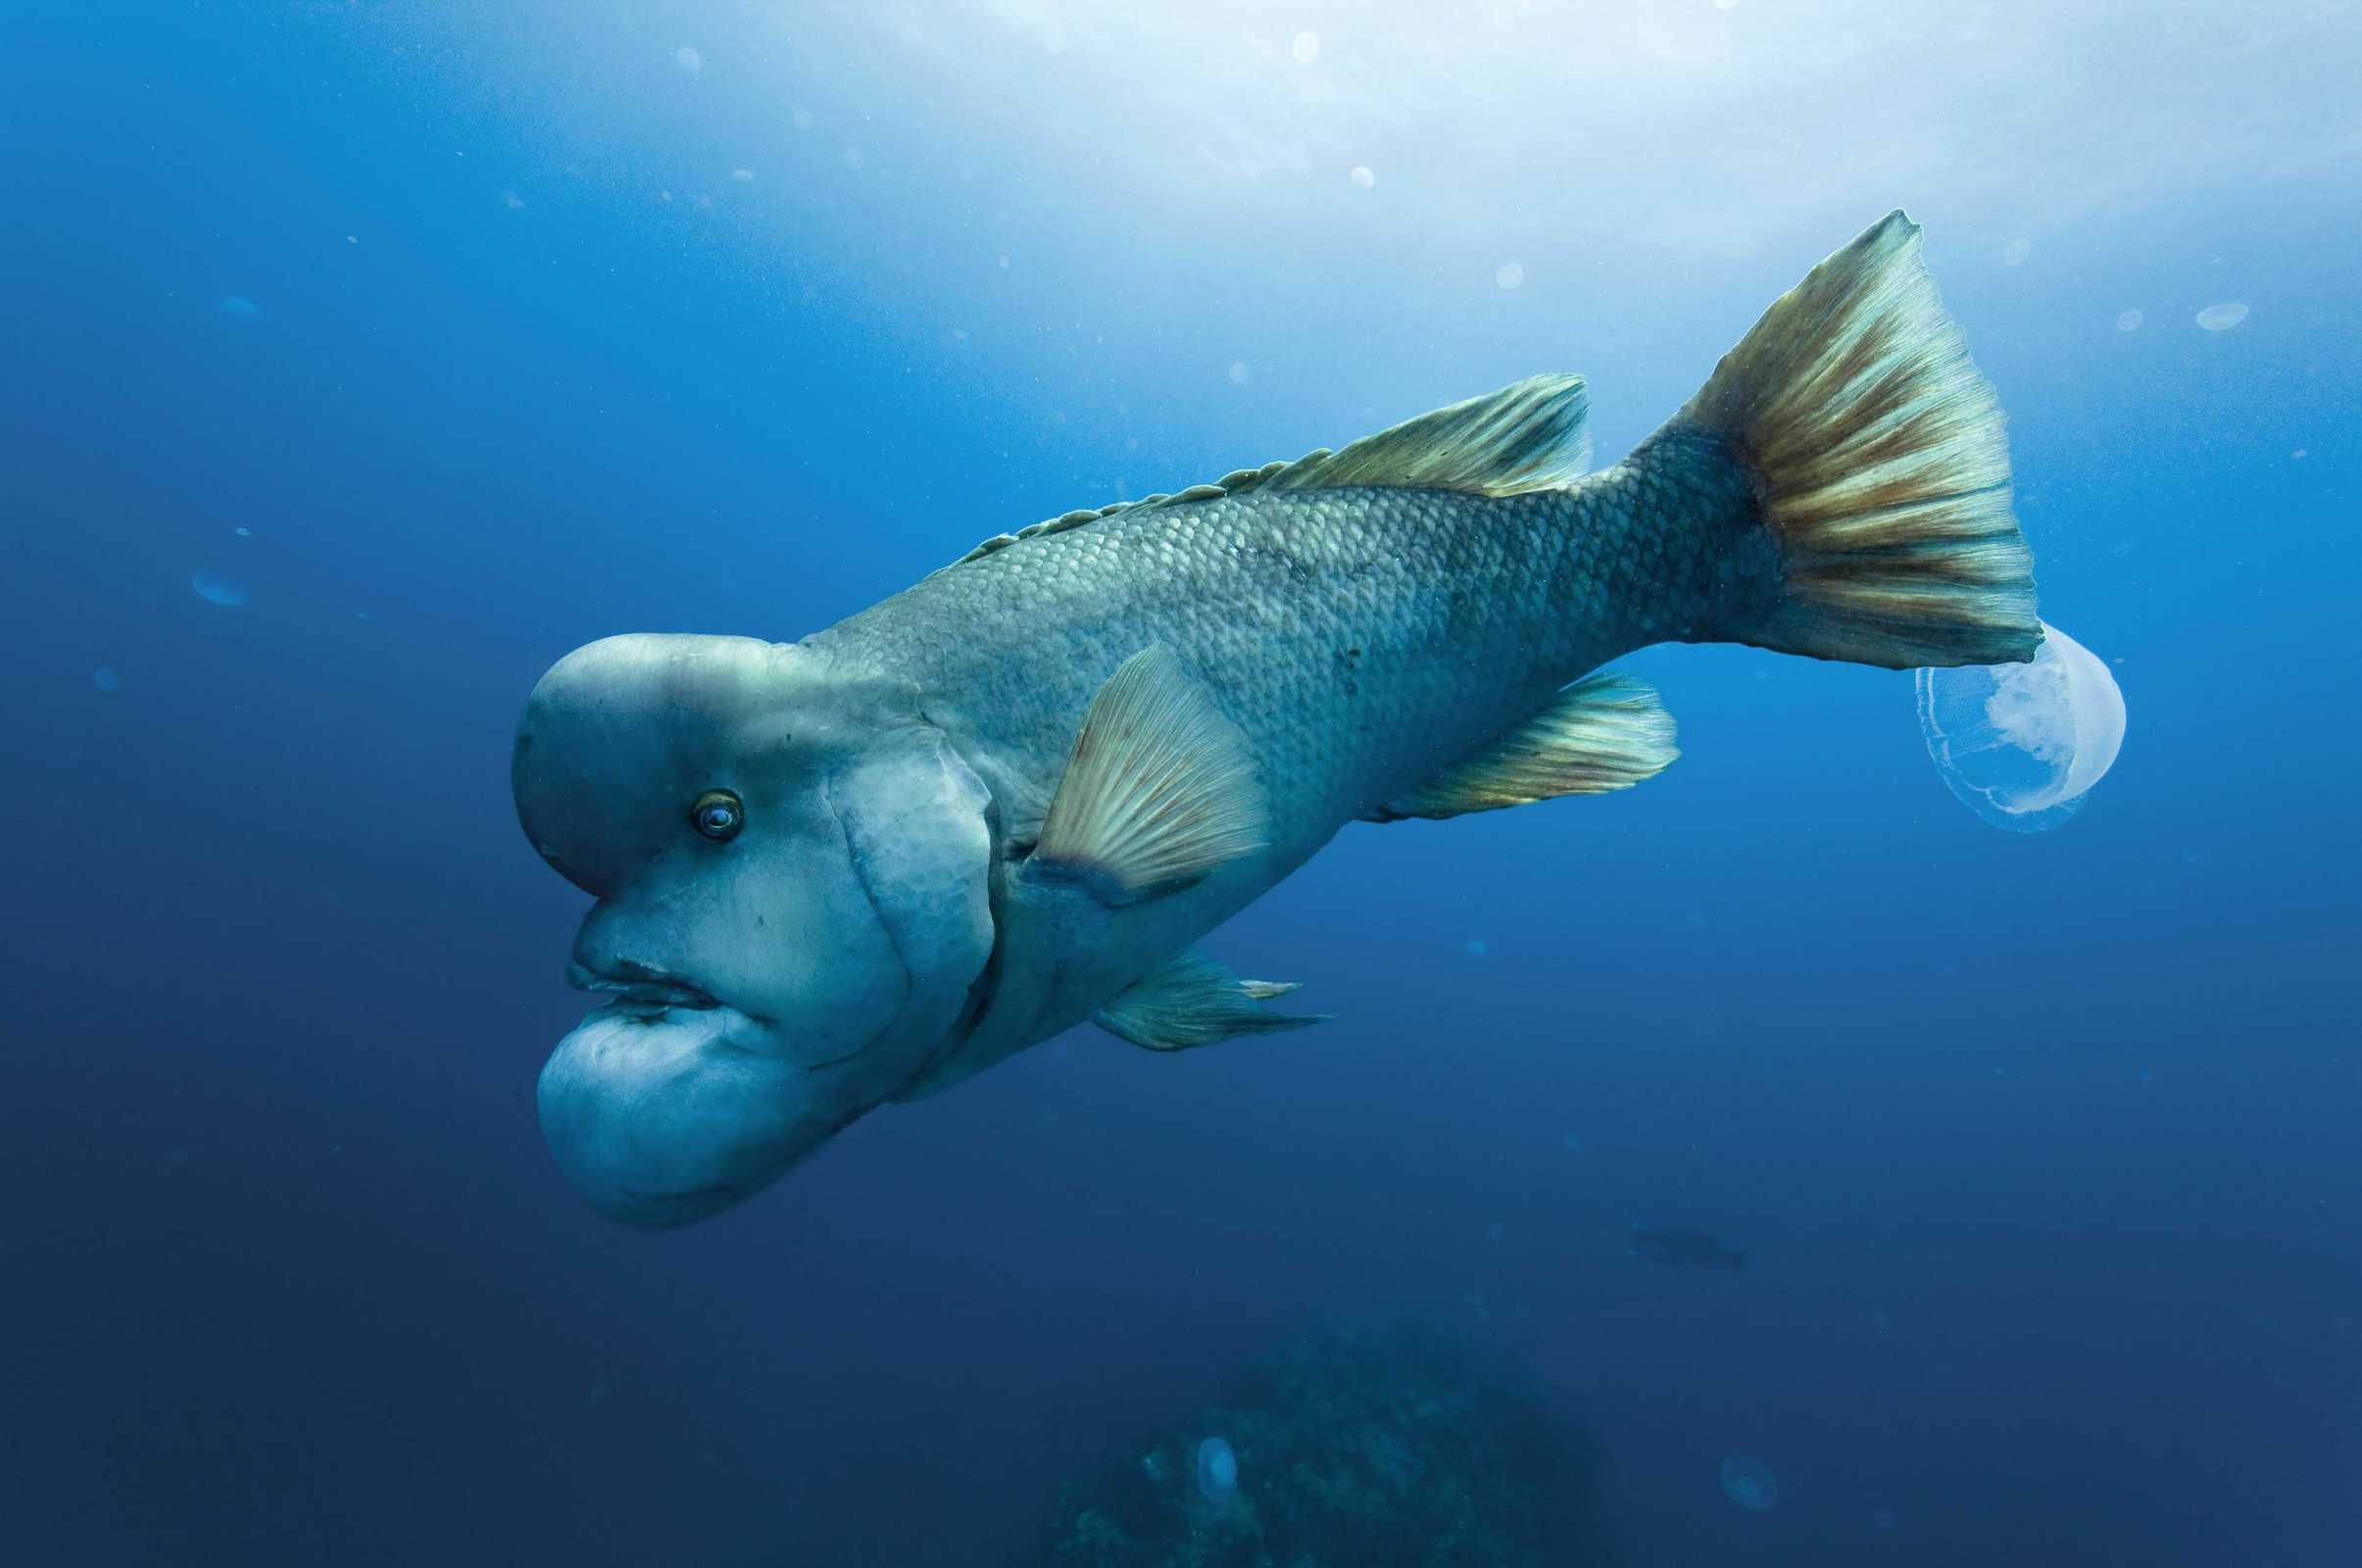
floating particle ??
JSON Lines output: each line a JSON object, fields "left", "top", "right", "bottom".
{"left": 190, "top": 571, "right": 249, "bottom": 607}
{"left": 1496, "top": 263, "right": 1524, "bottom": 290}
{"left": 92, "top": 665, "right": 123, "bottom": 692}
{"left": 1228, "top": 361, "right": 1251, "bottom": 385}
{"left": 345, "top": 234, "right": 358, "bottom": 244}
{"left": 1195, "top": 1437, "right": 1239, "bottom": 1507}
{"left": 1914, "top": 621, "right": 2125, "bottom": 832}
{"left": 675, "top": 45, "right": 703, "bottom": 74}
{"left": 2115, "top": 309, "right": 2143, "bottom": 332}
{"left": 2136, "top": 1070, "right": 2153, "bottom": 1084}
{"left": 1720, "top": 1455, "right": 1778, "bottom": 1510}
{"left": 2194, "top": 302, "right": 2248, "bottom": 331}
{"left": 844, "top": 147, "right": 864, "bottom": 170}
{"left": 1562, "top": 1133, "right": 1583, "bottom": 1152}
{"left": 503, "top": 190, "right": 525, "bottom": 210}
{"left": 1349, "top": 165, "right": 1375, "bottom": 188}
{"left": 792, "top": 107, "right": 813, "bottom": 130}
{"left": 1292, "top": 31, "right": 1320, "bottom": 64}
{"left": 730, "top": 168, "right": 754, "bottom": 182}
{"left": 234, "top": 526, "right": 251, "bottom": 537}
{"left": 2292, "top": 449, "right": 2307, "bottom": 460}
{"left": 1042, "top": 21, "right": 1067, "bottom": 52}
{"left": 1465, "top": 938, "right": 1488, "bottom": 957}
{"left": 1874, "top": 1508, "right": 1897, "bottom": 1530}
{"left": 217, "top": 295, "right": 261, "bottom": 318}
{"left": 2002, "top": 238, "right": 2032, "bottom": 267}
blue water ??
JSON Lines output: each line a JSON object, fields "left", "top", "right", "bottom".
{"left": 5, "top": 6, "right": 2357, "bottom": 1564}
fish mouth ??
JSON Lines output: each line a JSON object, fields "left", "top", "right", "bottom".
{"left": 566, "top": 959, "right": 723, "bottom": 1014}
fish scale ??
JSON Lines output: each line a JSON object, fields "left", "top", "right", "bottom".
{"left": 812, "top": 465, "right": 1754, "bottom": 873}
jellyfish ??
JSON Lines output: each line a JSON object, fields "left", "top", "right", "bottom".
{"left": 216, "top": 295, "right": 261, "bottom": 318}
{"left": 1720, "top": 1455, "right": 1778, "bottom": 1509}
{"left": 1194, "top": 1436, "right": 1239, "bottom": 1508}
{"left": 190, "top": 571, "right": 250, "bottom": 608}
{"left": 1913, "top": 621, "right": 2124, "bottom": 833}
{"left": 92, "top": 665, "right": 123, "bottom": 692}
{"left": 2194, "top": 302, "right": 2248, "bottom": 332}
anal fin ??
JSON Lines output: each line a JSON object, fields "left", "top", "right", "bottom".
{"left": 1366, "top": 671, "right": 1677, "bottom": 822}
{"left": 1097, "top": 949, "right": 1326, "bottom": 1053}
{"left": 1028, "top": 646, "right": 1265, "bottom": 905}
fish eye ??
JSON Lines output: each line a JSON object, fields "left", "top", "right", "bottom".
{"left": 690, "top": 789, "right": 744, "bottom": 842}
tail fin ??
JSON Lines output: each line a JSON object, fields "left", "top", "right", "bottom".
{"left": 1672, "top": 211, "right": 2039, "bottom": 668}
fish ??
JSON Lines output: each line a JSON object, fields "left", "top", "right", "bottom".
{"left": 514, "top": 212, "right": 2039, "bottom": 1226}
{"left": 1629, "top": 1224, "right": 1748, "bottom": 1271}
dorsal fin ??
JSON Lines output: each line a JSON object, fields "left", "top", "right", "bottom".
{"left": 1364, "top": 671, "right": 1677, "bottom": 822}
{"left": 932, "top": 375, "right": 1590, "bottom": 577}
{"left": 1272, "top": 373, "right": 1590, "bottom": 498}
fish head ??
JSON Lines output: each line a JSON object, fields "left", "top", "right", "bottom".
{"left": 513, "top": 633, "right": 994, "bottom": 1227}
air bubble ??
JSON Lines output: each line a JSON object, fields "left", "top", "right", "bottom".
{"left": 1720, "top": 1455, "right": 1778, "bottom": 1509}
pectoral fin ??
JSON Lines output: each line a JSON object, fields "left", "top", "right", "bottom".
{"left": 1366, "top": 671, "right": 1677, "bottom": 822}
{"left": 1096, "top": 949, "right": 1327, "bottom": 1053}
{"left": 1027, "top": 646, "right": 1265, "bottom": 906}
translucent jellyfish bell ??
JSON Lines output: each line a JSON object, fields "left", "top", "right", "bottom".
{"left": 1914, "top": 621, "right": 2125, "bottom": 833}
{"left": 1720, "top": 1455, "right": 1778, "bottom": 1509}
{"left": 1195, "top": 1436, "right": 1239, "bottom": 1507}
{"left": 190, "top": 571, "right": 251, "bottom": 608}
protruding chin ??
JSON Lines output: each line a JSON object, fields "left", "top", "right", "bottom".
{"left": 536, "top": 1003, "right": 825, "bottom": 1229}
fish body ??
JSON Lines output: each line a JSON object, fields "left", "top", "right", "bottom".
{"left": 1630, "top": 1224, "right": 1749, "bottom": 1271}
{"left": 812, "top": 432, "right": 1761, "bottom": 1089}
{"left": 515, "top": 212, "right": 2040, "bottom": 1226}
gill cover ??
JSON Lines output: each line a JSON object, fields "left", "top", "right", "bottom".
{"left": 515, "top": 634, "right": 994, "bottom": 1225}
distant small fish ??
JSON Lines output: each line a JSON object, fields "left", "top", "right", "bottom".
{"left": 1630, "top": 1223, "right": 1747, "bottom": 1270}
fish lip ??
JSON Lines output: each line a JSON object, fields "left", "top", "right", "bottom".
{"left": 566, "top": 960, "right": 723, "bottom": 1012}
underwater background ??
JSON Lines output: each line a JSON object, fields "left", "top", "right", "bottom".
{"left": 5, "top": 3, "right": 2357, "bottom": 1563}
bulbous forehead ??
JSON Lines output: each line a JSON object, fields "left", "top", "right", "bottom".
{"left": 512, "top": 634, "right": 869, "bottom": 892}
{"left": 517, "top": 633, "right": 826, "bottom": 767}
